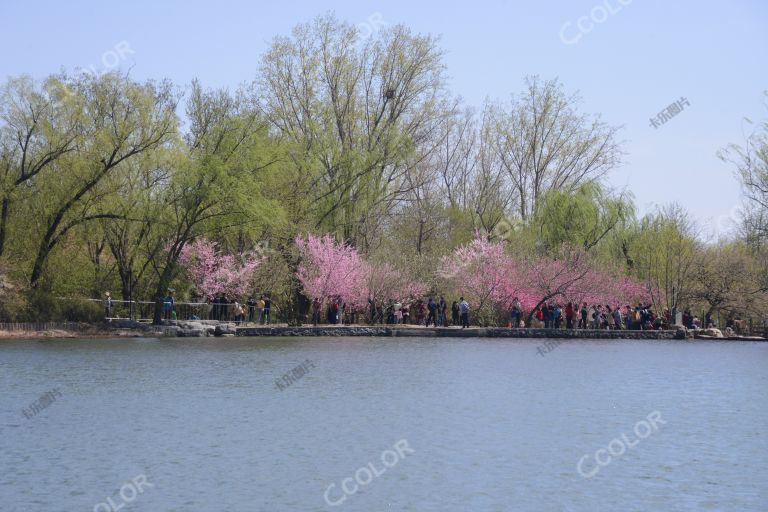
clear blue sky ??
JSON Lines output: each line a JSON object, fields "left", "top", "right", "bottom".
{"left": 1, "top": 0, "right": 766, "bottom": 238}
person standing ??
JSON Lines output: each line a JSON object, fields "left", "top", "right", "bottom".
{"left": 163, "top": 290, "right": 174, "bottom": 320}
{"left": 415, "top": 300, "right": 426, "bottom": 326}
{"left": 330, "top": 299, "right": 339, "bottom": 324}
{"left": 426, "top": 298, "right": 437, "bottom": 327}
{"left": 247, "top": 296, "right": 256, "bottom": 324}
{"left": 393, "top": 301, "right": 403, "bottom": 324}
{"left": 564, "top": 302, "right": 574, "bottom": 329}
{"left": 451, "top": 301, "right": 460, "bottom": 326}
{"left": 459, "top": 297, "right": 470, "bottom": 328}
{"left": 256, "top": 295, "right": 265, "bottom": 324}
{"left": 104, "top": 292, "right": 113, "bottom": 319}
{"left": 262, "top": 295, "right": 272, "bottom": 325}
{"left": 234, "top": 300, "right": 244, "bottom": 324}
{"left": 542, "top": 303, "right": 551, "bottom": 329}
{"left": 312, "top": 298, "right": 321, "bottom": 325}
{"left": 579, "top": 302, "right": 589, "bottom": 329}
{"left": 613, "top": 306, "right": 623, "bottom": 329}
{"left": 511, "top": 298, "right": 521, "bottom": 328}
{"left": 438, "top": 297, "right": 447, "bottom": 327}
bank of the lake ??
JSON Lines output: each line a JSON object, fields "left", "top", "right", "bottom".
{"left": 4, "top": 320, "right": 766, "bottom": 341}
{"left": 236, "top": 325, "right": 688, "bottom": 339}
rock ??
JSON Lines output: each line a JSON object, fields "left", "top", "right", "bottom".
{"left": 177, "top": 329, "right": 204, "bottom": 337}
{"left": 107, "top": 319, "right": 153, "bottom": 331}
{"left": 178, "top": 321, "right": 206, "bottom": 331}
{"left": 214, "top": 323, "right": 237, "bottom": 336}
{"left": 703, "top": 328, "right": 724, "bottom": 338}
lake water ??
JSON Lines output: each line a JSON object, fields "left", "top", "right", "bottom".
{"left": 1, "top": 337, "right": 767, "bottom": 511}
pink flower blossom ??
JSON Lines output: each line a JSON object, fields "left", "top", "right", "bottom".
{"left": 295, "top": 234, "right": 369, "bottom": 309}
{"left": 179, "top": 238, "right": 260, "bottom": 299}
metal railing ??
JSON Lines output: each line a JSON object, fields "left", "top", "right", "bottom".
{"left": 93, "top": 299, "right": 273, "bottom": 323}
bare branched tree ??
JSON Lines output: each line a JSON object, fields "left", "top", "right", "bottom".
{"left": 488, "top": 76, "right": 623, "bottom": 221}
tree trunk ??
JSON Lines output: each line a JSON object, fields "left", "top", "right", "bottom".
{"left": 30, "top": 235, "right": 54, "bottom": 288}
{"left": 152, "top": 263, "right": 176, "bottom": 325}
{"left": 0, "top": 197, "right": 9, "bottom": 257}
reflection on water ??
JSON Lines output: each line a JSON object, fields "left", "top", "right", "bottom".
{"left": 1, "top": 337, "right": 767, "bottom": 511}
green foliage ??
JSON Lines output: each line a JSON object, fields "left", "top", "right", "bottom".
{"left": 531, "top": 183, "right": 634, "bottom": 256}
{"left": 0, "top": 19, "right": 765, "bottom": 326}
{"left": 19, "top": 292, "right": 104, "bottom": 323}
{"left": 0, "top": 261, "right": 26, "bottom": 321}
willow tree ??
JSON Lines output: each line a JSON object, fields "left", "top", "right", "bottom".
{"left": 102, "top": 150, "right": 176, "bottom": 302}
{"left": 0, "top": 75, "right": 82, "bottom": 258}
{"left": 149, "top": 81, "right": 280, "bottom": 324}
{"left": 257, "top": 13, "right": 448, "bottom": 249}
{"left": 24, "top": 73, "right": 178, "bottom": 288}
{"left": 689, "top": 242, "right": 767, "bottom": 318}
{"left": 720, "top": 92, "right": 768, "bottom": 247}
{"left": 627, "top": 204, "right": 699, "bottom": 311}
{"left": 488, "top": 76, "right": 623, "bottom": 221}
{"left": 531, "top": 182, "right": 635, "bottom": 255}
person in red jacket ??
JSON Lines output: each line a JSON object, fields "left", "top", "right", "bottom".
{"left": 565, "top": 302, "right": 574, "bottom": 329}
{"left": 415, "top": 300, "right": 426, "bottom": 325}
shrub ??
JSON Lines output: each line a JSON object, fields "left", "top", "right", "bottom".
{"left": 0, "top": 262, "right": 27, "bottom": 322}
{"left": 19, "top": 293, "right": 104, "bottom": 323}
{"left": 62, "top": 298, "right": 105, "bottom": 323}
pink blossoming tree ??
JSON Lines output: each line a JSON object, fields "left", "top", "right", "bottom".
{"left": 179, "top": 238, "right": 261, "bottom": 300}
{"left": 295, "top": 234, "right": 369, "bottom": 310}
{"left": 367, "top": 262, "right": 427, "bottom": 310}
{"left": 439, "top": 237, "right": 528, "bottom": 324}
{"left": 442, "top": 237, "right": 651, "bottom": 325}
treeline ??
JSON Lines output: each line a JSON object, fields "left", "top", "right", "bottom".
{"left": 1, "top": 14, "right": 766, "bottom": 325}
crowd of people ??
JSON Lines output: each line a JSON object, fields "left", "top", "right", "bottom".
{"left": 527, "top": 302, "right": 670, "bottom": 331}
{"left": 355, "top": 297, "right": 472, "bottom": 328}
{"left": 184, "top": 293, "right": 273, "bottom": 324}
{"left": 155, "top": 291, "right": 713, "bottom": 331}
{"left": 357, "top": 298, "right": 670, "bottom": 330}
{"left": 303, "top": 296, "right": 677, "bottom": 331}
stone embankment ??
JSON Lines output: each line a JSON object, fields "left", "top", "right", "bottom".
{"left": 235, "top": 326, "right": 688, "bottom": 339}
